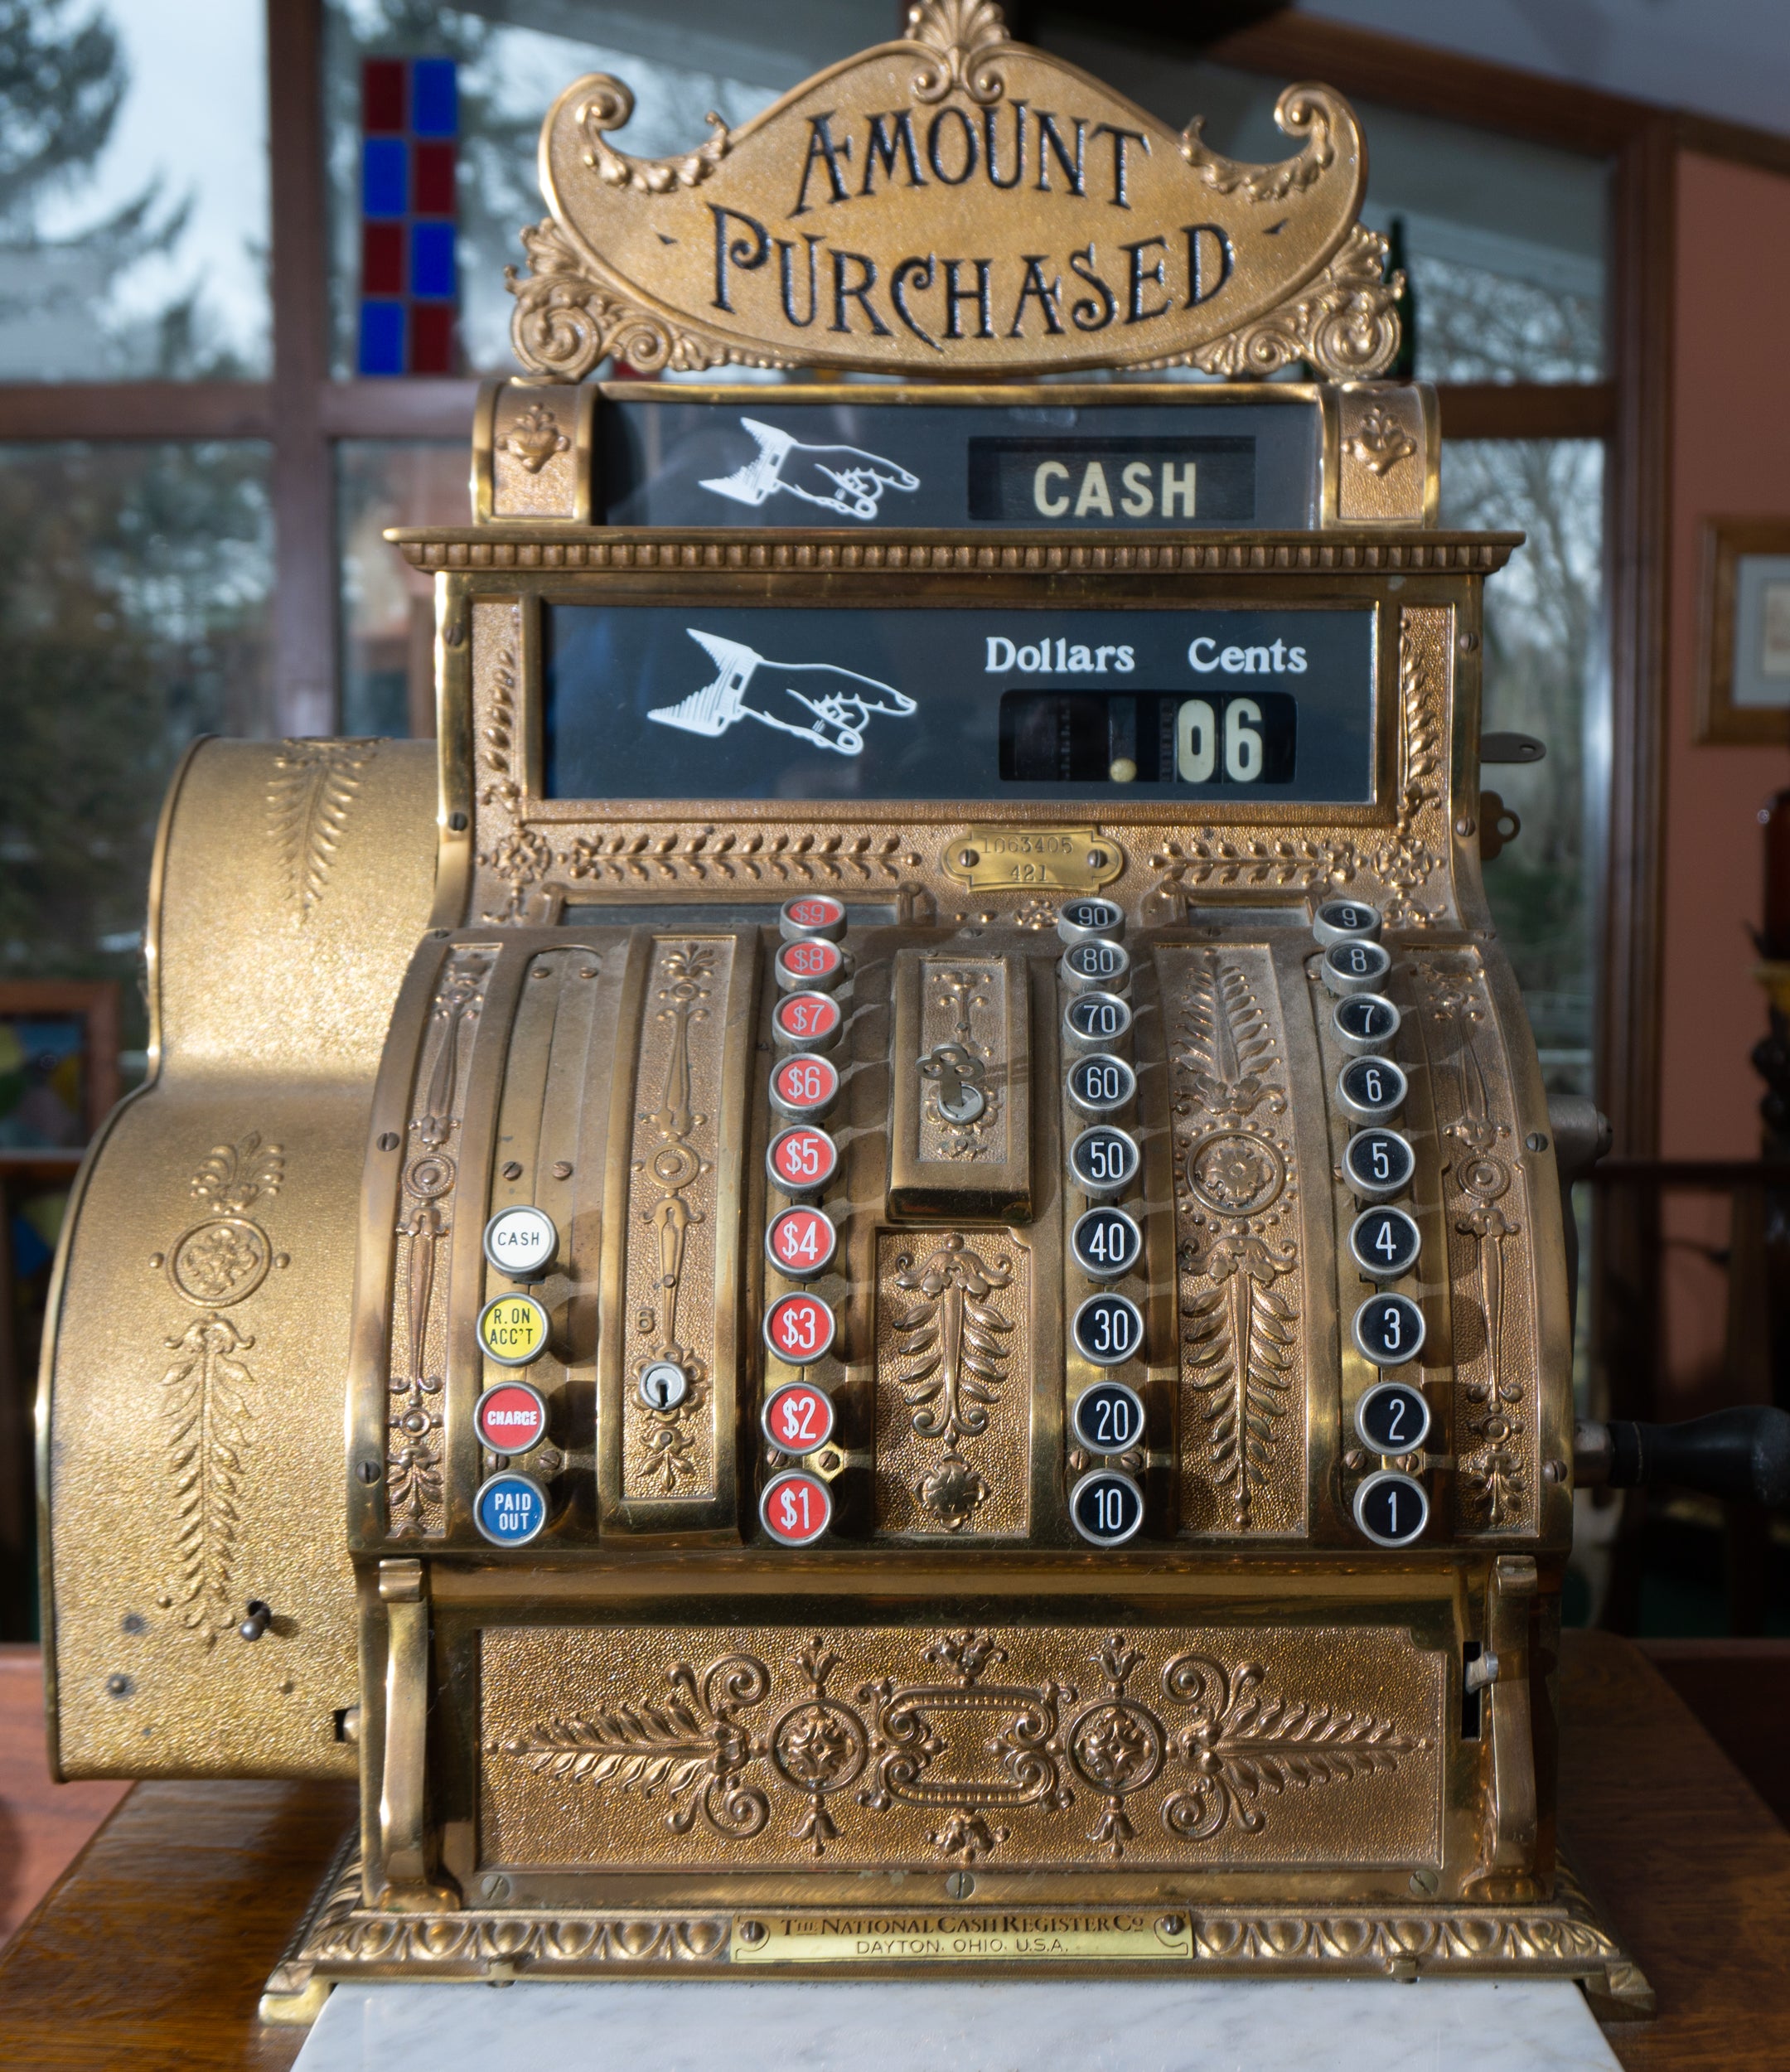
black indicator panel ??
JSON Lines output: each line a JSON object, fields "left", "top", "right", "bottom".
{"left": 597, "top": 399, "right": 1317, "bottom": 530}
{"left": 544, "top": 604, "right": 1374, "bottom": 804}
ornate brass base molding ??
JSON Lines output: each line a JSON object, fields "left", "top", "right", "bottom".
{"left": 260, "top": 1833, "right": 1653, "bottom": 2026}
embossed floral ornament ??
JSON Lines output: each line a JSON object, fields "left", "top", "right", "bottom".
{"left": 1162, "top": 1653, "right": 1427, "bottom": 1841}
{"left": 915, "top": 1451, "right": 991, "bottom": 1530}
{"left": 500, "top": 399, "right": 571, "bottom": 473}
{"left": 1186, "top": 1130, "right": 1285, "bottom": 1218}
{"left": 169, "top": 1218, "right": 270, "bottom": 1305}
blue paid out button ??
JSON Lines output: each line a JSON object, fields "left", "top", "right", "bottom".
{"left": 475, "top": 1472, "right": 548, "bottom": 1547}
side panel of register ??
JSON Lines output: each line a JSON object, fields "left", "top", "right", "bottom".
{"left": 42, "top": 739, "right": 439, "bottom": 1778}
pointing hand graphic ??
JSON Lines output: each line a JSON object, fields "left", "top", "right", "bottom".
{"left": 647, "top": 630, "right": 918, "bottom": 758}
{"left": 700, "top": 419, "right": 920, "bottom": 521}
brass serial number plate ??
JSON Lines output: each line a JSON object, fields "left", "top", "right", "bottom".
{"left": 941, "top": 827, "right": 1125, "bottom": 892}
{"left": 733, "top": 1911, "right": 1193, "bottom": 1965}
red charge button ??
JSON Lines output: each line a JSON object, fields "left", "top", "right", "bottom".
{"left": 774, "top": 937, "right": 844, "bottom": 992}
{"left": 760, "top": 1468, "right": 832, "bottom": 1546}
{"left": 772, "top": 990, "right": 843, "bottom": 1053}
{"left": 770, "top": 1052, "right": 839, "bottom": 1120}
{"left": 473, "top": 1381, "right": 547, "bottom": 1455}
{"left": 767, "top": 1205, "right": 837, "bottom": 1279}
{"left": 764, "top": 1290, "right": 836, "bottom": 1365}
{"left": 762, "top": 1381, "right": 836, "bottom": 1454}
{"left": 780, "top": 895, "right": 846, "bottom": 942}
{"left": 767, "top": 1124, "right": 839, "bottom": 1197}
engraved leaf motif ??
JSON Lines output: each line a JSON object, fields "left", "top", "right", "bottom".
{"left": 891, "top": 1236, "right": 1014, "bottom": 1450}
{"left": 1164, "top": 1656, "right": 1428, "bottom": 1839}
{"left": 1177, "top": 953, "right": 1284, "bottom": 1116}
{"left": 190, "top": 1130, "right": 285, "bottom": 1213}
{"left": 1183, "top": 1237, "right": 1298, "bottom": 1529}
{"left": 158, "top": 1316, "right": 254, "bottom": 1647}
{"left": 559, "top": 828, "right": 919, "bottom": 885}
{"left": 267, "top": 739, "right": 377, "bottom": 922}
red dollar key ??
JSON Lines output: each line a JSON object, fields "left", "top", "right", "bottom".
{"left": 764, "top": 1290, "right": 836, "bottom": 1364}
{"left": 762, "top": 1382, "right": 836, "bottom": 1454}
{"left": 780, "top": 895, "right": 846, "bottom": 942}
{"left": 767, "top": 1124, "right": 839, "bottom": 1197}
{"left": 772, "top": 990, "right": 843, "bottom": 1053}
{"left": 766, "top": 1205, "right": 837, "bottom": 1280}
{"left": 774, "top": 937, "right": 844, "bottom": 992}
{"left": 759, "top": 1469, "right": 831, "bottom": 1547}
{"left": 769, "top": 1052, "right": 839, "bottom": 1120}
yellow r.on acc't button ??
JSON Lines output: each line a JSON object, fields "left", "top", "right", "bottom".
{"left": 477, "top": 1292, "right": 550, "bottom": 1367}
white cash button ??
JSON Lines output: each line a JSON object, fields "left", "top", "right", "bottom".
{"left": 482, "top": 1205, "right": 557, "bottom": 1279}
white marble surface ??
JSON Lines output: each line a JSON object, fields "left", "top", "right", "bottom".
{"left": 293, "top": 1978, "right": 1623, "bottom": 2072}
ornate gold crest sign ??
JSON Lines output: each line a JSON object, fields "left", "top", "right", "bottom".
{"left": 508, "top": 0, "right": 1400, "bottom": 382}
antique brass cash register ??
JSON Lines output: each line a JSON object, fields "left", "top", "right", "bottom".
{"left": 54, "top": 1, "right": 1786, "bottom": 2022}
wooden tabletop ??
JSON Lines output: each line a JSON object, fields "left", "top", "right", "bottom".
{"left": 0, "top": 1629, "right": 1783, "bottom": 2069}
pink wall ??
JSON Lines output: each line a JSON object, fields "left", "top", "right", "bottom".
{"left": 1657, "top": 152, "right": 1790, "bottom": 1403}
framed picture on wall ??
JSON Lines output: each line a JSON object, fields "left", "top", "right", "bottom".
{"left": 0, "top": 981, "right": 121, "bottom": 1161}
{"left": 1698, "top": 518, "right": 1790, "bottom": 743}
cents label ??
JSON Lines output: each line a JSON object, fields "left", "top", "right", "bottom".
{"left": 765, "top": 1290, "right": 836, "bottom": 1364}
{"left": 767, "top": 1124, "right": 839, "bottom": 1195}
{"left": 478, "top": 1292, "right": 549, "bottom": 1366}
{"left": 767, "top": 1205, "right": 837, "bottom": 1279}
{"left": 760, "top": 1469, "right": 831, "bottom": 1546}
{"left": 473, "top": 1381, "right": 547, "bottom": 1453}
{"left": 762, "top": 1382, "right": 836, "bottom": 1454}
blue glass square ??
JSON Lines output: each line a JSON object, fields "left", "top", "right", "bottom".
{"left": 409, "top": 220, "right": 457, "bottom": 300}
{"left": 411, "top": 58, "right": 457, "bottom": 138}
{"left": 357, "top": 299, "right": 407, "bottom": 375}
{"left": 362, "top": 136, "right": 408, "bottom": 218}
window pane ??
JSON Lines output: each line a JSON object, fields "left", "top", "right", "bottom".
{"left": 0, "top": 3, "right": 268, "bottom": 379}
{"left": 326, "top": 2, "right": 891, "bottom": 377}
{"left": 0, "top": 443, "right": 273, "bottom": 1066}
{"left": 338, "top": 442, "right": 467, "bottom": 737}
{"left": 1036, "top": 25, "right": 1607, "bottom": 382}
{"left": 1442, "top": 440, "right": 1607, "bottom": 1097}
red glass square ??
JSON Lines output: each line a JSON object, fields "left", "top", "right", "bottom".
{"left": 409, "top": 300, "right": 457, "bottom": 374}
{"left": 360, "top": 220, "right": 404, "bottom": 296}
{"left": 412, "top": 140, "right": 456, "bottom": 217}
{"left": 362, "top": 58, "right": 405, "bottom": 135}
